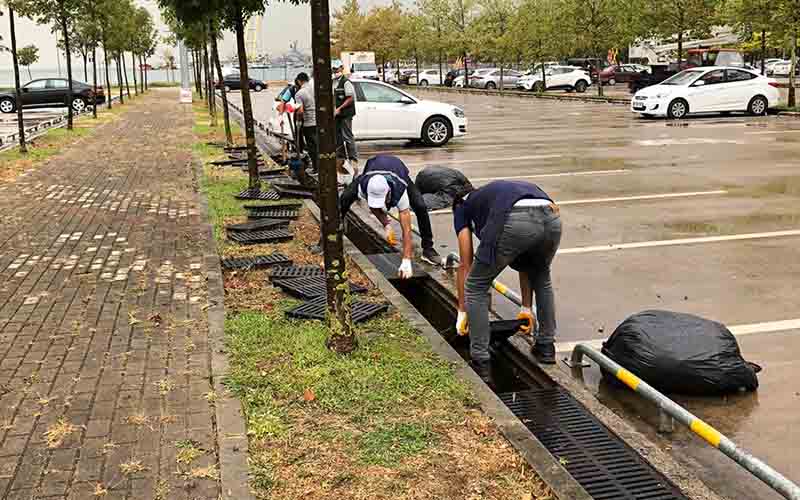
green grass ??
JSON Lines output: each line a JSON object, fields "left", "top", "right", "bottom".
{"left": 358, "top": 422, "right": 436, "bottom": 466}
{"left": 149, "top": 81, "right": 182, "bottom": 88}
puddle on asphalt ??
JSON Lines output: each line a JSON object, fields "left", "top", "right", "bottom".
{"left": 660, "top": 213, "right": 800, "bottom": 237}
{"left": 748, "top": 177, "right": 800, "bottom": 197}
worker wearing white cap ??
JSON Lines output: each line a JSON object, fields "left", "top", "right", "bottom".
{"left": 340, "top": 154, "right": 441, "bottom": 277}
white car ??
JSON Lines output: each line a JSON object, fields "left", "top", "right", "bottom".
{"left": 770, "top": 60, "right": 797, "bottom": 77}
{"left": 631, "top": 67, "right": 779, "bottom": 119}
{"left": 269, "top": 80, "right": 467, "bottom": 147}
{"left": 409, "top": 69, "right": 444, "bottom": 86}
{"left": 516, "top": 65, "right": 591, "bottom": 93}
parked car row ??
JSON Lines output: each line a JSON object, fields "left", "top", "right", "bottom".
{"left": 517, "top": 66, "right": 591, "bottom": 93}
{"left": 0, "top": 78, "right": 105, "bottom": 114}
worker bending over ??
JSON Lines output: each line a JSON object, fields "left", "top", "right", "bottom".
{"left": 453, "top": 180, "right": 562, "bottom": 381}
{"left": 340, "top": 155, "right": 442, "bottom": 276}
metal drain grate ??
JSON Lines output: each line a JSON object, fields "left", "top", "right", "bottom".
{"left": 272, "top": 275, "right": 367, "bottom": 299}
{"left": 273, "top": 184, "right": 315, "bottom": 199}
{"left": 498, "top": 388, "right": 688, "bottom": 500}
{"left": 269, "top": 265, "right": 325, "bottom": 281}
{"left": 226, "top": 218, "right": 289, "bottom": 232}
{"left": 244, "top": 203, "right": 303, "bottom": 211}
{"left": 245, "top": 204, "right": 301, "bottom": 220}
{"left": 366, "top": 253, "right": 428, "bottom": 280}
{"left": 227, "top": 228, "right": 293, "bottom": 245}
{"left": 490, "top": 320, "right": 526, "bottom": 342}
{"left": 286, "top": 297, "right": 388, "bottom": 323}
{"left": 221, "top": 253, "right": 292, "bottom": 271}
{"left": 235, "top": 189, "right": 281, "bottom": 201}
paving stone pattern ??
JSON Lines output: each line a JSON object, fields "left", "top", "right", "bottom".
{"left": 0, "top": 91, "right": 221, "bottom": 500}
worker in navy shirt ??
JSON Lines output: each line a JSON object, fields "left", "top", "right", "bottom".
{"left": 340, "top": 155, "right": 442, "bottom": 276}
{"left": 453, "top": 180, "right": 562, "bottom": 378}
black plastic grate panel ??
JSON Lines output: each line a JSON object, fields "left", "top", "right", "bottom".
{"left": 286, "top": 297, "right": 388, "bottom": 323}
{"left": 273, "top": 184, "right": 315, "bottom": 199}
{"left": 272, "top": 275, "right": 367, "bottom": 300}
{"left": 259, "top": 167, "right": 289, "bottom": 176}
{"left": 226, "top": 218, "right": 289, "bottom": 232}
{"left": 269, "top": 265, "right": 325, "bottom": 281}
{"left": 221, "top": 253, "right": 292, "bottom": 271}
{"left": 235, "top": 189, "right": 281, "bottom": 201}
{"left": 227, "top": 228, "right": 293, "bottom": 245}
{"left": 365, "top": 253, "right": 428, "bottom": 280}
{"left": 498, "top": 388, "right": 689, "bottom": 500}
{"left": 245, "top": 204, "right": 301, "bottom": 220}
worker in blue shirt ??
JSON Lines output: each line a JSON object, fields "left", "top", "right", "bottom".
{"left": 452, "top": 180, "right": 562, "bottom": 381}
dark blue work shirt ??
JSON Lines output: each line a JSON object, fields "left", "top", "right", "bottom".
{"left": 453, "top": 180, "right": 552, "bottom": 265}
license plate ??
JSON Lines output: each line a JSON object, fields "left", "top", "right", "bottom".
{"left": 633, "top": 104, "right": 645, "bottom": 111}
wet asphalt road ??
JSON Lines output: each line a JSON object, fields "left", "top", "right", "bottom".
{"left": 237, "top": 88, "right": 800, "bottom": 500}
{"left": 0, "top": 108, "right": 65, "bottom": 142}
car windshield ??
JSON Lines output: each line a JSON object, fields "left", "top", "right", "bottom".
{"left": 353, "top": 63, "right": 377, "bottom": 72}
{"left": 661, "top": 70, "right": 704, "bottom": 86}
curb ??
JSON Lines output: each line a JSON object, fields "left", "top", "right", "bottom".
{"left": 192, "top": 158, "right": 256, "bottom": 500}
{"left": 301, "top": 199, "right": 592, "bottom": 500}
{"left": 401, "top": 84, "right": 632, "bottom": 105}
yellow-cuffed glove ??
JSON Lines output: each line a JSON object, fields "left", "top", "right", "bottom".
{"left": 456, "top": 311, "right": 469, "bottom": 336}
{"left": 517, "top": 306, "right": 537, "bottom": 335}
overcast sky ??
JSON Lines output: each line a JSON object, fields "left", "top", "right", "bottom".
{"left": 1, "top": 0, "right": 393, "bottom": 68}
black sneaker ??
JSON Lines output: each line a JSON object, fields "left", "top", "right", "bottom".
{"left": 421, "top": 247, "right": 442, "bottom": 266}
{"left": 471, "top": 359, "right": 495, "bottom": 388}
{"left": 532, "top": 343, "right": 556, "bottom": 365}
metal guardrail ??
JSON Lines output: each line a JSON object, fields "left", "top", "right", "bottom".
{"left": 570, "top": 344, "right": 800, "bottom": 500}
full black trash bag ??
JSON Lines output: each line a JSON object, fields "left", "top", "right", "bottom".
{"left": 601, "top": 310, "right": 759, "bottom": 395}
{"left": 416, "top": 166, "right": 474, "bottom": 211}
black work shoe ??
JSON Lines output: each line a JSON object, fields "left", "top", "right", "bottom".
{"left": 532, "top": 343, "right": 556, "bottom": 365}
{"left": 421, "top": 247, "right": 442, "bottom": 266}
{"left": 471, "top": 359, "right": 495, "bottom": 388}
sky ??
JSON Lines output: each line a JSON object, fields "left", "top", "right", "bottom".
{"left": 0, "top": 0, "right": 392, "bottom": 69}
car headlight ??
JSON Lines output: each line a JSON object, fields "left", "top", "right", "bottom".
{"left": 453, "top": 107, "right": 465, "bottom": 118}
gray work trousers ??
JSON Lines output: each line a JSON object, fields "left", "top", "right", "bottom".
{"left": 465, "top": 205, "right": 562, "bottom": 362}
{"left": 336, "top": 116, "right": 358, "bottom": 161}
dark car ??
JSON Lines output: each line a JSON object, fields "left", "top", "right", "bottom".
{"left": 628, "top": 64, "right": 679, "bottom": 94}
{"left": 445, "top": 68, "right": 472, "bottom": 87}
{"left": 599, "top": 64, "right": 650, "bottom": 86}
{"left": 215, "top": 73, "right": 267, "bottom": 92}
{"left": 0, "top": 78, "right": 104, "bottom": 114}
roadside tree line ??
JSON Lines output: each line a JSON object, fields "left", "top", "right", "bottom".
{"left": 2, "top": 0, "right": 159, "bottom": 153}
{"left": 331, "top": 0, "right": 800, "bottom": 100}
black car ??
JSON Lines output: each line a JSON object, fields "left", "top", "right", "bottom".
{"left": 215, "top": 73, "right": 267, "bottom": 92}
{"left": 0, "top": 78, "right": 105, "bottom": 114}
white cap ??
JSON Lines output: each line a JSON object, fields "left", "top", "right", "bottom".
{"left": 366, "top": 176, "right": 390, "bottom": 209}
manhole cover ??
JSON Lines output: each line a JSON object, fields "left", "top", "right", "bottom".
{"left": 272, "top": 275, "right": 367, "bottom": 300}
{"left": 235, "top": 189, "right": 281, "bottom": 201}
{"left": 286, "top": 297, "right": 388, "bottom": 323}
{"left": 221, "top": 253, "right": 292, "bottom": 271}
{"left": 269, "top": 265, "right": 325, "bottom": 281}
{"left": 227, "top": 228, "right": 293, "bottom": 245}
{"left": 226, "top": 218, "right": 289, "bottom": 232}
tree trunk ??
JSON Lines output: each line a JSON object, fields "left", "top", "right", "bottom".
{"left": 203, "top": 42, "right": 217, "bottom": 127}
{"left": 92, "top": 46, "right": 98, "bottom": 119}
{"left": 117, "top": 56, "right": 124, "bottom": 104}
{"left": 83, "top": 52, "right": 88, "bottom": 82}
{"left": 60, "top": 2, "right": 74, "bottom": 130}
{"left": 761, "top": 29, "right": 766, "bottom": 75}
{"left": 139, "top": 55, "right": 145, "bottom": 93}
{"left": 192, "top": 50, "right": 199, "bottom": 94}
{"left": 414, "top": 49, "right": 419, "bottom": 85}
{"left": 233, "top": 5, "right": 260, "bottom": 190}
{"left": 789, "top": 30, "right": 797, "bottom": 108}
{"left": 540, "top": 42, "right": 547, "bottom": 91}
{"left": 8, "top": 6, "right": 27, "bottom": 153}
{"left": 122, "top": 54, "right": 131, "bottom": 97}
{"left": 103, "top": 47, "right": 112, "bottom": 109}
{"left": 596, "top": 47, "right": 604, "bottom": 97}
{"left": 438, "top": 49, "right": 443, "bottom": 87}
{"left": 130, "top": 53, "right": 138, "bottom": 95}
{"left": 499, "top": 64, "right": 504, "bottom": 92}
{"left": 144, "top": 57, "right": 149, "bottom": 90}
{"left": 463, "top": 52, "right": 469, "bottom": 87}
{"left": 27, "top": 66, "right": 32, "bottom": 80}
{"left": 677, "top": 31, "right": 683, "bottom": 69}
{"left": 310, "top": 0, "right": 354, "bottom": 353}
{"left": 211, "top": 25, "right": 233, "bottom": 145}
{"left": 381, "top": 57, "right": 386, "bottom": 82}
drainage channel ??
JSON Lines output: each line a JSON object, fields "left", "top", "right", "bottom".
{"left": 341, "top": 208, "right": 690, "bottom": 500}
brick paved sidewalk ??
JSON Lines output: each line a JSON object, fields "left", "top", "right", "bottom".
{"left": 0, "top": 91, "right": 223, "bottom": 500}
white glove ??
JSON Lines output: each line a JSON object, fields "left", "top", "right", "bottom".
{"left": 397, "top": 259, "right": 413, "bottom": 279}
{"left": 456, "top": 311, "right": 469, "bottom": 336}
{"left": 384, "top": 224, "right": 397, "bottom": 245}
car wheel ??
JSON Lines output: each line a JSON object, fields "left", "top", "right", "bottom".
{"left": 748, "top": 95, "right": 768, "bottom": 116}
{"left": 667, "top": 98, "right": 689, "bottom": 119}
{"left": 224, "top": 85, "right": 231, "bottom": 92}
{"left": 486, "top": 81, "right": 496, "bottom": 90}
{"left": 254, "top": 84, "right": 263, "bottom": 92}
{"left": 575, "top": 80, "right": 588, "bottom": 93}
{"left": 422, "top": 116, "right": 452, "bottom": 147}
{"left": 532, "top": 81, "right": 545, "bottom": 93}
{"left": 609, "top": 78, "right": 616, "bottom": 86}
{"left": 0, "top": 97, "right": 15, "bottom": 114}
{"left": 419, "top": 80, "right": 429, "bottom": 87}
{"left": 71, "top": 97, "right": 86, "bottom": 113}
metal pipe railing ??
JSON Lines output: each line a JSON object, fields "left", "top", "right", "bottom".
{"left": 571, "top": 344, "right": 800, "bottom": 500}
{"left": 444, "top": 252, "right": 523, "bottom": 306}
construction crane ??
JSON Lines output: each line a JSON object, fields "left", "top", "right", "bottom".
{"left": 245, "top": 14, "right": 263, "bottom": 61}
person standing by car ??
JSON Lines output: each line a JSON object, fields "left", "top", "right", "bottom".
{"left": 332, "top": 59, "right": 358, "bottom": 181}
{"left": 340, "top": 154, "right": 442, "bottom": 271}
{"left": 452, "top": 180, "right": 562, "bottom": 383}
{"left": 293, "top": 72, "right": 317, "bottom": 173}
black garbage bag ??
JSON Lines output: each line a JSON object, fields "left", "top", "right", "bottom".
{"left": 601, "top": 310, "right": 760, "bottom": 395}
{"left": 416, "top": 166, "right": 474, "bottom": 211}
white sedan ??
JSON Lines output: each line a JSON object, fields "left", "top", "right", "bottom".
{"left": 409, "top": 69, "right": 444, "bottom": 86}
{"left": 269, "top": 80, "right": 467, "bottom": 147}
{"left": 631, "top": 67, "right": 779, "bottom": 119}
{"left": 516, "top": 65, "right": 591, "bottom": 93}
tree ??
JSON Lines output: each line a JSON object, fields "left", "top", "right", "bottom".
{"left": 510, "top": 0, "right": 563, "bottom": 91}
{"left": 162, "top": 48, "right": 176, "bottom": 82}
{"left": 417, "top": 0, "right": 449, "bottom": 85}
{"left": 17, "top": 44, "right": 38, "bottom": 80}
{"left": 471, "top": 0, "right": 515, "bottom": 90}
{"left": 720, "top": 0, "right": 777, "bottom": 74}
{"left": 27, "top": 0, "right": 80, "bottom": 129}
{"left": 446, "top": 0, "right": 477, "bottom": 86}
{"left": 331, "top": 0, "right": 364, "bottom": 54}
{"left": 644, "top": 0, "right": 719, "bottom": 68}
{"left": 4, "top": 2, "right": 27, "bottom": 152}
{"left": 772, "top": 0, "right": 800, "bottom": 106}
{"left": 398, "top": 11, "right": 429, "bottom": 84}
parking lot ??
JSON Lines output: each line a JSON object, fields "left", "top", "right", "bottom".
{"left": 236, "top": 88, "right": 800, "bottom": 499}
{"left": 0, "top": 107, "right": 65, "bottom": 144}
